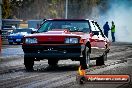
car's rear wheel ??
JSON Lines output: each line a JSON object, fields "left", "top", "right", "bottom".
{"left": 96, "top": 48, "right": 107, "bottom": 66}
{"left": 24, "top": 55, "right": 34, "bottom": 71}
{"left": 48, "top": 59, "right": 58, "bottom": 67}
{"left": 80, "top": 47, "right": 90, "bottom": 69}
{"left": 96, "top": 54, "right": 105, "bottom": 66}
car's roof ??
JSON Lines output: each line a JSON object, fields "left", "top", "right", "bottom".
{"left": 46, "top": 19, "right": 90, "bottom": 21}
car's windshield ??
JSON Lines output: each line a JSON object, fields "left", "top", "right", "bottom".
{"left": 38, "top": 20, "right": 90, "bottom": 33}
{"left": 13, "top": 29, "right": 32, "bottom": 33}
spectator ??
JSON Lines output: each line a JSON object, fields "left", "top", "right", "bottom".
{"left": 111, "top": 21, "right": 115, "bottom": 42}
{"left": 103, "top": 21, "right": 110, "bottom": 38}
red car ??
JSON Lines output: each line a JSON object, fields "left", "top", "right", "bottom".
{"left": 22, "top": 19, "right": 110, "bottom": 70}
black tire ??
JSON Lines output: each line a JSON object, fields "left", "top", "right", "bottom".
{"left": 9, "top": 42, "right": 13, "bottom": 45}
{"left": 96, "top": 55, "right": 105, "bottom": 66}
{"left": 48, "top": 59, "right": 58, "bottom": 66}
{"left": 80, "top": 47, "right": 90, "bottom": 69}
{"left": 24, "top": 55, "right": 34, "bottom": 71}
{"left": 76, "top": 76, "right": 86, "bottom": 84}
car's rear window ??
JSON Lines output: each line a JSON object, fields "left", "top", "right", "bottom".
{"left": 38, "top": 20, "right": 90, "bottom": 33}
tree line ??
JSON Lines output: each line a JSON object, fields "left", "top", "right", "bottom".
{"left": 2, "top": 0, "right": 110, "bottom": 20}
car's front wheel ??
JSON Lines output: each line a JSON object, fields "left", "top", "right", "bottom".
{"left": 24, "top": 55, "right": 34, "bottom": 71}
{"left": 80, "top": 47, "right": 90, "bottom": 69}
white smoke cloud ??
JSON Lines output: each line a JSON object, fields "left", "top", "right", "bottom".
{"left": 98, "top": 0, "right": 132, "bottom": 42}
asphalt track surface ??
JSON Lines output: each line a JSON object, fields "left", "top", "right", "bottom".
{"left": 0, "top": 42, "right": 132, "bottom": 88}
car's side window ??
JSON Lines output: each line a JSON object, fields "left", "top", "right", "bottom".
{"left": 89, "top": 21, "right": 96, "bottom": 31}
{"left": 90, "top": 21, "right": 104, "bottom": 37}
{"left": 93, "top": 23, "right": 101, "bottom": 35}
{"left": 94, "top": 22, "right": 105, "bottom": 37}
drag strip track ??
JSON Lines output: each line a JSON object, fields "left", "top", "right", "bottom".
{"left": 0, "top": 71, "right": 76, "bottom": 88}
{"left": 0, "top": 43, "right": 132, "bottom": 88}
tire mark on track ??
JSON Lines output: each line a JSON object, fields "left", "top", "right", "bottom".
{"left": 0, "top": 71, "right": 70, "bottom": 88}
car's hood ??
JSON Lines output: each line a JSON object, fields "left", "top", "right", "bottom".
{"left": 25, "top": 29, "right": 90, "bottom": 39}
{"left": 24, "top": 29, "right": 107, "bottom": 44}
{"left": 24, "top": 29, "right": 91, "bottom": 44}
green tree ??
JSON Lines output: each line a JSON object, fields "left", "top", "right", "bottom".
{"left": 2, "top": 0, "right": 11, "bottom": 19}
